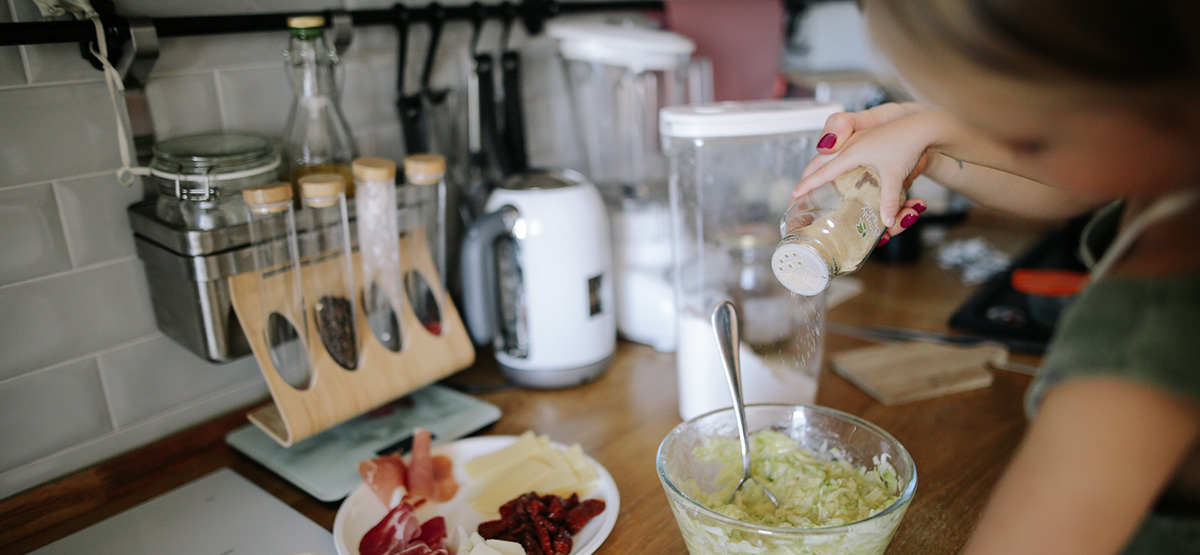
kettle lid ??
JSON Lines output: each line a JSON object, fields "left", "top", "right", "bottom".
{"left": 499, "top": 168, "right": 590, "bottom": 191}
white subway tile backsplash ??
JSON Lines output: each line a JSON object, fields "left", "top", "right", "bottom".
{"left": 0, "top": 184, "right": 72, "bottom": 286}
{"left": 214, "top": 66, "right": 291, "bottom": 138}
{"left": 0, "top": 81, "right": 122, "bottom": 189}
{"left": 8, "top": 2, "right": 106, "bottom": 85}
{"left": 98, "top": 335, "right": 263, "bottom": 428}
{"left": 358, "top": 121, "right": 406, "bottom": 162}
{"left": 0, "top": 359, "right": 112, "bottom": 473}
{"left": 144, "top": 73, "right": 224, "bottom": 140}
{"left": 54, "top": 174, "right": 146, "bottom": 267}
{"left": 341, "top": 54, "right": 399, "bottom": 129}
{"left": 0, "top": 4, "right": 27, "bottom": 86}
{"left": 0, "top": 379, "right": 268, "bottom": 500}
{"left": 0, "top": 259, "right": 158, "bottom": 381}
{"left": 153, "top": 32, "right": 285, "bottom": 76}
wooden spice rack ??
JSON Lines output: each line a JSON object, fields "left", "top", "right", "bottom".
{"left": 229, "top": 229, "right": 474, "bottom": 447}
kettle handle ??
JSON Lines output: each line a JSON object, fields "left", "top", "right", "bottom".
{"left": 459, "top": 205, "right": 519, "bottom": 346}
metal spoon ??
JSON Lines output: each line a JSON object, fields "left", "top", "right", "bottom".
{"left": 712, "top": 301, "right": 780, "bottom": 506}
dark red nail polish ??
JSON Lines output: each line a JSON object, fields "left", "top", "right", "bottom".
{"left": 900, "top": 213, "right": 919, "bottom": 229}
{"left": 817, "top": 133, "right": 836, "bottom": 150}
{"left": 876, "top": 235, "right": 890, "bottom": 247}
{"left": 913, "top": 202, "right": 927, "bottom": 214}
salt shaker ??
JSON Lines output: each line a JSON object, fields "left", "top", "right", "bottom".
{"left": 298, "top": 173, "right": 360, "bottom": 369}
{"left": 242, "top": 182, "right": 312, "bottom": 389}
{"left": 771, "top": 167, "right": 896, "bottom": 296}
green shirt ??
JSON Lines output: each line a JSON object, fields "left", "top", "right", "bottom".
{"left": 1026, "top": 202, "right": 1200, "bottom": 553}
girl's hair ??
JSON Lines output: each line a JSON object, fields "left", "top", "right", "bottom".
{"left": 866, "top": 0, "right": 1199, "bottom": 89}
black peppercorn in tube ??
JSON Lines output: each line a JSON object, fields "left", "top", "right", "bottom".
{"left": 299, "top": 173, "right": 361, "bottom": 369}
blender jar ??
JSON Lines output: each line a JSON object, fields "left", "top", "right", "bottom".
{"left": 548, "top": 21, "right": 705, "bottom": 352}
{"left": 661, "top": 100, "right": 842, "bottom": 420}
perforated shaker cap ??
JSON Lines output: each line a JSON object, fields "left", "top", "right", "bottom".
{"left": 771, "top": 242, "right": 831, "bottom": 296}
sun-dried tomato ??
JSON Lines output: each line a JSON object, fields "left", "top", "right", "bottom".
{"left": 477, "top": 492, "right": 606, "bottom": 555}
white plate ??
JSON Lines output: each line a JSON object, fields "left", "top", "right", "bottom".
{"left": 333, "top": 436, "right": 620, "bottom": 555}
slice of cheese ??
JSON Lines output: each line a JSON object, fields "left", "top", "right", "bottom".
{"left": 469, "top": 457, "right": 552, "bottom": 513}
{"left": 465, "top": 430, "right": 542, "bottom": 481}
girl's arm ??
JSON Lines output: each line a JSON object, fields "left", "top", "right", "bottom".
{"left": 963, "top": 377, "right": 1200, "bottom": 555}
{"left": 922, "top": 153, "right": 1102, "bottom": 220}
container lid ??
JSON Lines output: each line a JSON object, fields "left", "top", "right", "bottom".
{"left": 500, "top": 168, "right": 589, "bottom": 191}
{"left": 288, "top": 15, "right": 325, "bottom": 29}
{"left": 771, "top": 242, "right": 831, "bottom": 296}
{"left": 243, "top": 182, "right": 294, "bottom": 214}
{"left": 660, "top": 100, "right": 843, "bottom": 139}
{"left": 299, "top": 173, "right": 346, "bottom": 207}
{"left": 150, "top": 133, "right": 279, "bottom": 179}
{"left": 546, "top": 21, "right": 694, "bottom": 71}
{"left": 403, "top": 154, "right": 446, "bottom": 185}
{"left": 352, "top": 157, "right": 397, "bottom": 182}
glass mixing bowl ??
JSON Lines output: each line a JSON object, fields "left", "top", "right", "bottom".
{"left": 657, "top": 404, "right": 916, "bottom": 555}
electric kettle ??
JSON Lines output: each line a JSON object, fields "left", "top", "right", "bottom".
{"left": 459, "top": 168, "right": 616, "bottom": 388}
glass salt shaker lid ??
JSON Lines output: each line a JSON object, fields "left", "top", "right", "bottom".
{"left": 150, "top": 133, "right": 280, "bottom": 201}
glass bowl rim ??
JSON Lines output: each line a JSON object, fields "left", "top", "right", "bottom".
{"left": 655, "top": 403, "right": 918, "bottom": 536}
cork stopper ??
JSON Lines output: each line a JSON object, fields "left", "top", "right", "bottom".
{"left": 352, "top": 157, "right": 397, "bottom": 182}
{"left": 299, "top": 173, "right": 346, "bottom": 208}
{"left": 287, "top": 15, "right": 325, "bottom": 29}
{"left": 404, "top": 154, "right": 446, "bottom": 186}
{"left": 242, "top": 182, "right": 294, "bottom": 214}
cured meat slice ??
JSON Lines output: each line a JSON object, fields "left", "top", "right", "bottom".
{"left": 359, "top": 454, "right": 408, "bottom": 508}
{"left": 408, "top": 428, "right": 435, "bottom": 500}
{"left": 359, "top": 502, "right": 450, "bottom": 555}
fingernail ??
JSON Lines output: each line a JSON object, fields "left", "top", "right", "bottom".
{"left": 817, "top": 133, "right": 837, "bottom": 150}
{"left": 913, "top": 202, "right": 927, "bottom": 214}
{"left": 901, "top": 213, "right": 919, "bottom": 229}
{"left": 876, "top": 235, "right": 890, "bottom": 247}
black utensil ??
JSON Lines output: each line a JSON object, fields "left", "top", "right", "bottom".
{"left": 499, "top": 5, "right": 528, "bottom": 174}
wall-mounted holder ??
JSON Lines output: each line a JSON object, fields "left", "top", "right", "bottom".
{"left": 229, "top": 228, "right": 474, "bottom": 447}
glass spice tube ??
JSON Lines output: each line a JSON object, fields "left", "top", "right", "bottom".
{"left": 401, "top": 154, "right": 448, "bottom": 335}
{"left": 298, "top": 173, "right": 361, "bottom": 369}
{"left": 242, "top": 182, "right": 313, "bottom": 389}
{"left": 352, "top": 157, "right": 405, "bottom": 352}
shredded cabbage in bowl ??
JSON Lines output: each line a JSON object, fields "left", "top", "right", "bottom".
{"left": 694, "top": 430, "right": 899, "bottom": 528}
{"left": 666, "top": 429, "right": 907, "bottom": 555}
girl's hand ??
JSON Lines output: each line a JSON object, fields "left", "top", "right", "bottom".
{"left": 795, "top": 103, "right": 937, "bottom": 241}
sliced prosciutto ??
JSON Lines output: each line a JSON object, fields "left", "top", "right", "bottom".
{"left": 359, "top": 428, "right": 459, "bottom": 508}
{"left": 358, "top": 502, "right": 450, "bottom": 555}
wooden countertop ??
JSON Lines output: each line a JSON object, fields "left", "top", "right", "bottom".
{"left": 0, "top": 212, "right": 1055, "bottom": 555}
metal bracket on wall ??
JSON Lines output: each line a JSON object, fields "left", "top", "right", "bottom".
{"left": 116, "top": 17, "right": 160, "bottom": 165}
{"left": 326, "top": 8, "right": 354, "bottom": 57}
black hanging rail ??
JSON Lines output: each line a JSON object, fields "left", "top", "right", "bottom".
{"left": 0, "top": 1, "right": 672, "bottom": 47}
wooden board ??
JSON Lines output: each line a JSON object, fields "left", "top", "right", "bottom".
{"left": 229, "top": 228, "right": 475, "bottom": 447}
{"left": 832, "top": 341, "right": 1004, "bottom": 405}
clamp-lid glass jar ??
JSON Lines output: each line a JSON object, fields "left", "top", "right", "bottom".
{"left": 152, "top": 132, "right": 281, "bottom": 230}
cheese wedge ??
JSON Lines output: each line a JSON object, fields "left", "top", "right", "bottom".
{"left": 466, "top": 431, "right": 601, "bottom": 514}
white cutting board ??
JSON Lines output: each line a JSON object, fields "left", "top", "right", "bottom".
{"left": 32, "top": 468, "right": 336, "bottom": 555}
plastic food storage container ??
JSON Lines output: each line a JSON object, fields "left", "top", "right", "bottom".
{"left": 661, "top": 100, "right": 841, "bottom": 420}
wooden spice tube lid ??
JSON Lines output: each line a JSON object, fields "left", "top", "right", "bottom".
{"left": 299, "top": 173, "right": 346, "bottom": 208}
{"left": 287, "top": 15, "right": 325, "bottom": 29}
{"left": 404, "top": 154, "right": 446, "bottom": 185}
{"left": 352, "top": 157, "right": 397, "bottom": 182}
{"left": 243, "top": 182, "right": 294, "bottom": 214}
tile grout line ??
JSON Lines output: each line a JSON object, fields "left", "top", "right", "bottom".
{"left": 0, "top": 254, "right": 137, "bottom": 291}
{"left": 0, "top": 168, "right": 124, "bottom": 194}
{"left": 92, "top": 353, "right": 122, "bottom": 432}
{"left": 0, "top": 332, "right": 162, "bottom": 389}
{"left": 211, "top": 70, "right": 228, "bottom": 130}
{"left": 48, "top": 181, "right": 80, "bottom": 268}
{"left": 0, "top": 378, "right": 266, "bottom": 483}
{"left": 0, "top": 75, "right": 106, "bottom": 92}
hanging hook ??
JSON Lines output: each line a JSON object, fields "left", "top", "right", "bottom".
{"left": 468, "top": 1, "right": 486, "bottom": 58}
{"left": 418, "top": 2, "right": 446, "bottom": 95}
{"left": 392, "top": 3, "right": 410, "bottom": 99}
{"left": 500, "top": 2, "right": 516, "bottom": 52}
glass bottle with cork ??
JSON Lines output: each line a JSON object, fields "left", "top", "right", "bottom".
{"left": 282, "top": 16, "right": 358, "bottom": 196}
{"left": 242, "top": 182, "right": 313, "bottom": 390}
{"left": 353, "top": 157, "right": 405, "bottom": 352}
{"left": 771, "top": 166, "right": 896, "bottom": 296}
{"left": 298, "top": 173, "right": 361, "bottom": 369}
{"left": 400, "top": 154, "right": 448, "bottom": 335}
